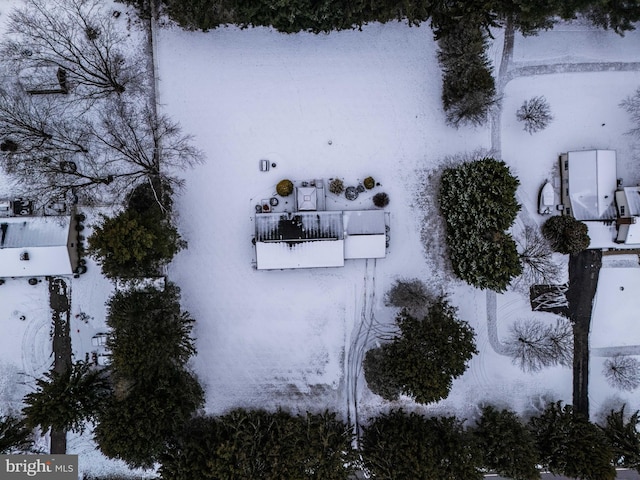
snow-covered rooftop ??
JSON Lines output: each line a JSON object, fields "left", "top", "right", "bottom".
{"left": 0, "top": 216, "right": 74, "bottom": 277}
{"left": 565, "top": 150, "right": 617, "bottom": 220}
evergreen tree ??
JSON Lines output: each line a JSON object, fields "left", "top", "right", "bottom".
{"left": 438, "top": 158, "right": 522, "bottom": 291}
{"left": 88, "top": 183, "right": 185, "bottom": 278}
{"left": 0, "top": 414, "right": 33, "bottom": 453}
{"left": 106, "top": 283, "right": 196, "bottom": 378}
{"left": 95, "top": 284, "right": 204, "bottom": 468}
{"left": 473, "top": 406, "right": 540, "bottom": 480}
{"left": 22, "top": 360, "right": 110, "bottom": 434}
{"left": 159, "top": 409, "right": 355, "bottom": 480}
{"left": 95, "top": 367, "right": 203, "bottom": 468}
{"left": 529, "top": 401, "right": 615, "bottom": 480}
{"left": 542, "top": 215, "right": 590, "bottom": 254}
{"left": 361, "top": 409, "right": 483, "bottom": 480}
{"left": 601, "top": 406, "right": 640, "bottom": 472}
{"left": 363, "top": 299, "right": 477, "bottom": 404}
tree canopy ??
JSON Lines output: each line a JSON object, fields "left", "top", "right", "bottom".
{"left": 601, "top": 406, "right": 640, "bottom": 472}
{"left": 363, "top": 298, "right": 477, "bottom": 403}
{"left": 94, "top": 284, "right": 203, "bottom": 468}
{"left": 22, "top": 360, "right": 110, "bottom": 434}
{"left": 472, "top": 406, "right": 540, "bottom": 480}
{"left": 528, "top": 401, "right": 615, "bottom": 480}
{"left": 0, "top": 414, "right": 33, "bottom": 454}
{"left": 439, "top": 157, "right": 522, "bottom": 291}
{"left": 159, "top": 409, "right": 355, "bottom": 480}
{"left": 88, "top": 182, "right": 185, "bottom": 278}
{"left": 360, "top": 409, "right": 483, "bottom": 480}
{"left": 542, "top": 215, "right": 590, "bottom": 254}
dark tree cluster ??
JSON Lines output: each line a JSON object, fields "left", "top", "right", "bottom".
{"left": 439, "top": 158, "right": 522, "bottom": 291}
{"left": 129, "top": 0, "right": 640, "bottom": 36}
{"left": 88, "top": 181, "right": 185, "bottom": 278}
{"left": 437, "top": 16, "right": 497, "bottom": 128}
{"left": 361, "top": 410, "right": 484, "bottom": 480}
{"left": 94, "top": 284, "right": 204, "bottom": 468}
{"left": 363, "top": 298, "right": 477, "bottom": 404}
{"left": 159, "top": 409, "right": 355, "bottom": 480}
{"left": 358, "top": 402, "right": 639, "bottom": 480}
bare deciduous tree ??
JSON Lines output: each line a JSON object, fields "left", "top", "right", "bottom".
{"left": 1, "top": 0, "right": 144, "bottom": 98}
{"left": 603, "top": 355, "right": 640, "bottom": 391}
{"left": 505, "top": 318, "right": 573, "bottom": 373}
{"left": 91, "top": 99, "right": 204, "bottom": 192}
{"left": 513, "top": 225, "right": 561, "bottom": 293}
{"left": 0, "top": 93, "right": 203, "bottom": 207}
{"left": 516, "top": 96, "right": 553, "bottom": 134}
{"left": 621, "top": 87, "right": 640, "bottom": 138}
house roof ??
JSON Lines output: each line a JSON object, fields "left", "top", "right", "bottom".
{"left": 623, "top": 186, "right": 640, "bottom": 216}
{"left": 256, "top": 240, "right": 344, "bottom": 270}
{"left": 0, "top": 216, "right": 73, "bottom": 277}
{"left": 566, "top": 150, "right": 617, "bottom": 220}
{"left": 296, "top": 187, "right": 317, "bottom": 211}
{"left": 254, "top": 210, "right": 388, "bottom": 269}
{"left": 255, "top": 212, "right": 343, "bottom": 242}
{"left": 343, "top": 210, "right": 386, "bottom": 235}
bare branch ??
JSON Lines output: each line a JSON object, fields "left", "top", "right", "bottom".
{"left": 1, "top": 0, "right": 145, "bottom": 98}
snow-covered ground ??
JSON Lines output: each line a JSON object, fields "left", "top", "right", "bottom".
{"left": 1, "top": 4, "right": 640, "bottom": 477}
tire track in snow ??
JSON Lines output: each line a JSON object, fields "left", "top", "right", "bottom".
{"left": 345, "top": 259, "right": 377, "bottom": 445}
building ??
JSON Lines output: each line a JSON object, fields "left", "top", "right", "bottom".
{"left": 0, "top": 216, "right": 78, "bottom": 277}
{"left": 254, "top": 209, "right": 387, "bottom": 270}
{"left": 559, "top": 149, "right": 617, "bottom": 221}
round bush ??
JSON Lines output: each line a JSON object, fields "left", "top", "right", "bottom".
{"left": 329, "top": 178, "right": 344, "bottom": 195}
{"left": 373, "top": 192, "right": 389, "bottom": 208}
{"left": 364, "top": 176, "right": 375, "bottom": 189}
{"left": 345, "top": 186, "right": 359, "bottom": 201}
{"left": 542, "top": 215, "right": 590, "bottom": 254}
{"left": 276, "top": 179, "right": 294, "bottom": 197}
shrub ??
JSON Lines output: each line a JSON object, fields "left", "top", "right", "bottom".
{"left": 276, "top": 179, "right": 294, "bottom": 197}
{"left": 542, "top": 215, "right": 590, "bottom": 254}
{"left": 517, "top": 96, "right": 554, "bottom": 134}
{"left": 364, "top": 176, "right": 375, "bottom": 189}
{"left": 329, "top": 178, "right": 344, "bottom": 195}
{"left": 373, "top": 192, "right": 389, "bottom": 208}
{"left": 438, "top": 158, "right": 522, "bottom": 291}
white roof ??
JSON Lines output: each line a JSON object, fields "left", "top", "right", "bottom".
{"left": 256, "top": 240, "right": 344, "bottom": 270}
{"left": 344, "top": 235, "right": 386, "bottom": 259}
{"left": 623, "top": 186, "right": 640, "bottom": 216}
{"left": 343, "top": 210, "right": 386, "bottom": 235}
{"left": 566, "top": 150, "right": 617, "bottom": 220}
{"left": 592, "top": 268, "right": 640, "bottom": 348}
{"left": 296, "top": 187, "right": 317, "bottom": 211}
{"left": 0, "top": 245, "right": 73, "bottom": 277}
{"left": 0, "top": 216, "right": 73, "bottom": 277}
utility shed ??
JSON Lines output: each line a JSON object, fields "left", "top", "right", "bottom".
{"left": 560, "top": 150, "right": 617, "bottom": 220}
{"left": 0, "top": 216, "right": 76, "bottom": 277}
{"left": 343, "top": 210, "right": 387, "bottom": 259}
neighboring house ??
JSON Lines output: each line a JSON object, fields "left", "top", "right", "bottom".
{"left": 559, "top": 149, "right": 640, "bottom": 249}
{"left": 559, "top": 149, "right": 617, "bottom": 220}
{"left": 0, "top": 216, "right": 78, "bottom": 277}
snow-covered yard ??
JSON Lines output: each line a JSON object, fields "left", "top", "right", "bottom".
{"left": 1, "top": 6, "right": 640, "bottom": 477}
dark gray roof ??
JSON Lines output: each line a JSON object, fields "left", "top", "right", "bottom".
{"left": 255, "top": 211, "right": 343, "bottom": 242}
